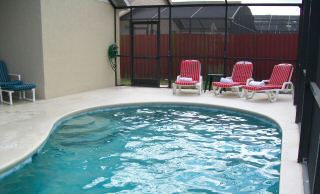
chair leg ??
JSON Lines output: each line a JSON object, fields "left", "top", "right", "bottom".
{"left": 276, "top": 90, "right": 279, "bottom": 101}
{"left": 0, "top": 90, "right": 14, "bottom": 105}
{"left": 245, "top": 90, "right": 255, "bottom": 99}
{"left": 196, "top": 83, "right": 201, "bottom": 95}
{"left": 32, "top": 89, "right": 35, "bottom": 102}
{"left": 23, "top": 89, "right": 36, "bottom": 102}
{"left": 267, "top": 91, "right": 274, "bottom": 102}
{"left": 268, "top": 90, "right": 279, "bottom": 102}
{"left": 9, "top": 92, "right": 13, "bottom": 105}
{"left": 0, "top": 89, "right": 3, "bottom": 103}
{"left": 213, "top": 87, "right": 221, "bottom": 96}
{"left": 172, "top": 83, "right": 177, "bottom": 95}
{"left": 235, "top": 87, "right": 244, "bottom": 97}
{"left": 267, "top": 91, "right": 271, "bottom": 102}
{"left": 238, "top": 88, "right": 245, "bottom": 98}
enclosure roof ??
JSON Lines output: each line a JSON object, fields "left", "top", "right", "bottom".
{"left": 170, "top": 0, "right": 226, "bottom": 4}
{"left": 111, "top": 0, "right": 302, "bottom": 8}
{"left": 109, "top": 0, "right": 129, "bottom": 7}
{"left": 170, "top": 0, "right": 302, "bottom": 4}
{"left": 254, "top": 15, "right": 299, "bottom": 32}
{"left": 110, "top": 0, "right": 168, "bottom": 7}
{"left": 128, "top": 0, "right": 168, "bottom": 6}
{"left": 120, "top": 6, "right": 242, "bottom": 20}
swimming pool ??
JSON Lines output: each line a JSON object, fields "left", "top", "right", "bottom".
{"left": 0, "top": 104, "right": 281, "bottom": 193}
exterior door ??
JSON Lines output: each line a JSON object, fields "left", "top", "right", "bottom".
{"left": 131, "top": 22, "right": 160, "bottom": 87}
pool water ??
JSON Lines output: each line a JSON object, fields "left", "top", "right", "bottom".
{"left": 0, "top": 104, "right": 281, "bottom": 194}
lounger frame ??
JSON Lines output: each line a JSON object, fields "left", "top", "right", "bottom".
{"left": 213, "top": 77, "right": 253, "bottom": 97}
{"left": 172, "top": 76, "right": 203, "bottom": 95}
{"left": 172, "top": 60, "right": 203, "bottom": 95}
{"left": 244, "top": 65, "right": 294, "bottom": 102}
{"left": 0, "top": 73, "right": 36, "bottom": 105}
{"left": 0, "top": 88, "right": 36, "bottom": 105}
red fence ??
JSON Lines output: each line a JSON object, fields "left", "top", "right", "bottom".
{"left": 120, "top": 33, "right": 298, "bottom": 81}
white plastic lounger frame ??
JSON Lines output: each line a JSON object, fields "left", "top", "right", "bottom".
{"left": 173, "top": 60, "right": 203, "bottom": 95}
{"left": 0, "top": 73, "right": 36, "bottom": 105}
{"left": 212, "top": 61, "right": 253, "bottom": 97}
{"left": 245, "top": 82, "right": 294, "bottom": 102}
{"left": 213, "top": 78, "right": 253, "bottom": 97}
{"left": 0, "top": 88, "right": 36, "bottom": 105}
{"left": 244, "top": 65, "right": 294, "bottom": 102}
{"left": 172, "top": 77, "right": 203, "bottom": 95}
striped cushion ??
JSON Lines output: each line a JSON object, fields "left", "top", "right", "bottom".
{"left": 212, "top": 61, "right": 253, "bottom": 88}
{"left": 231, "top": 61, "right": 253, "bottom": 82}
{"left": 2, "top": 83, "right": 36, "bottom": 91}
{"left": 269, "top": 63, "right": 293, "bottom": 85}
{"left": 0, "top": 60, "right": 11, "bottom": 82}
{"left": 213, "top": 81, "right": 245, "bottom": 88}
{"left": 179, "top": 60, "right": 201, "bottom": 82}
{"left": 243, "top": 64, "right": 292, "bottom": 92}
{"left": 175, "top": 80, "right": 199, "bottom": 85}
{"left": 243, "top": 84, "right": 282, "bottom": 91}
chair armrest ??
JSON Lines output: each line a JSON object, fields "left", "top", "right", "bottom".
{"left": 281, "top": 82, "right": 294, "bottom": 90}
{"left": 246, "top": 78, "right": 254, "bottom": 85}
{"left": 226, "top": 77, "right": 231, "bottom": 79}
{"left": 9, "top": 74, "right": 21, "bottom": 81}
{"left": 262, "top": 80, "right": 270, "bottom": 83}
{"left": 176, "top": 75, "right": 181, "bottom": 80}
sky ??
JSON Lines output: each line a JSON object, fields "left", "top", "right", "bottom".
{"left": 171, "top": 0, "right": 301, "bottom": 15}
{"left": 249, "top": 6, "right": 300, "bottom": 15}
{"left": 171, "top": 0, "right": 301, "bottom": 3}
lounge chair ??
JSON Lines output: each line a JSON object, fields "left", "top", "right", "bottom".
{"left": 0, "top": 60, "right": 23, "bottom": 87}
{"left": 0, "top": 60, "right": 36, "bottom": 105}
{"left": 243, "top": 63, "right": 294, "bottom": 102}
{"left": 212, "top": 61, "right": 253, "bottom": 97}
{"left": 172, "top": 60, "right": 202, "bottom": 95}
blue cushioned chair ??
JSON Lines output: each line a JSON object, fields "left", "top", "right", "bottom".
{"left": 0, "top": 60, "right": 36, "bottom": 105}
{"left": 0, "top": 60, "right": 23, "bottom": 87}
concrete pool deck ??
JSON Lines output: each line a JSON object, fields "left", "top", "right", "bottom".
{"left": 0, "top": 86, "right": 303, "bottom": 193}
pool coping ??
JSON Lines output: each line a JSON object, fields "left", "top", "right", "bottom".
{"left": 0, "top": 87, "right": 302, "bottom": 194}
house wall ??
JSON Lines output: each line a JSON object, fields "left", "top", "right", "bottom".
{"left": 0, "top": 0, "right": 45, "bottom": 98}
{"left": 41, "top": 0, "right": 116, "bottom": 98}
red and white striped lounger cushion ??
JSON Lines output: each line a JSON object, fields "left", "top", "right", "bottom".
{"left": 213, "top": 61, "right": 253, "bottom": 88}
{"left": 213, "top": 82, "right": 246, "bottom": 88}
{"left": 243, "top": 84, "right": 283, "bottom": 91}
{"left": 175, "top": 60, "right": 201, "bottom": 86}
{"left": 175, "top": 80, "right": 199, "bottom": 85}
{"left": 243, "top": 63, "right": 293, "bottom": 91}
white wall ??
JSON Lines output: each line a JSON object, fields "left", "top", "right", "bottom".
{"left": 0, "top": 0, "right": 117, "bottom": 99}
{"left": 41, "top": 0, "right": 116, "bottom": 98}
{"left": 0, "top": 0, "right": 45, "bottom": 98}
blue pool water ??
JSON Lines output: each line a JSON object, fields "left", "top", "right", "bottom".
{"left": 0, "top": 104, "right": 281, "bottom": 194}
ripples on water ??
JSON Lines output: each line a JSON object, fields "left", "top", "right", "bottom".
{"left": 0, "top": 105, "right": 281, "bottom": 194}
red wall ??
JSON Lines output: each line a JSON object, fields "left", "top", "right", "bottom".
{"left": 120, "top": 33, "right": 298, "bottom": 81}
